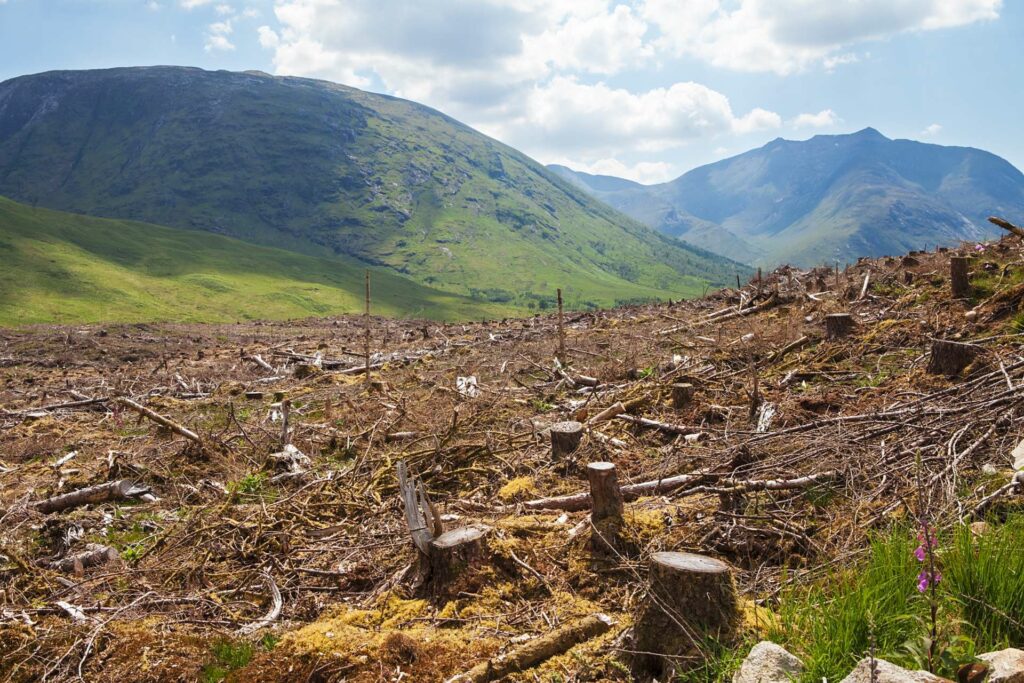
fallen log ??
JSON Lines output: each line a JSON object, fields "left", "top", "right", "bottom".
{"left": 34, "top": 479, "right": 152, "bottom": 514}
{"left": 617, "top": 413, "right": 700, "bottom": 437}
{"left": 522, "top": 470, "right": 840, "bottom": 512}
{"left": 446, "top": 613, "right": 614, "bottom": 683}
{"left": 114, "top": 397, "right": 202, "bottom": 445}
{"left": 989, "top": 216, "right": 1024, "bottom": 238}
{"left": 49, "top": 544, "right": 119, "bottom": 573}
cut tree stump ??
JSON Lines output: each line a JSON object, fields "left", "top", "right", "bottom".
{"left": 927, "top": 339, "right": 978, "bottom": 376}
{"left": 633, "top": 551, "right": 740, "bottom": 677}
{"left": 550, "top": 421, "right": 584, "bottom": 458}
{"left": 824, "top": 313, "right": 854, "bottom": 340}
{"left": 670, "top": 383, "right": 695, "bottom": 409}
{"left": 426, "top": 525, "right": 490, "bottom": 602}
{"left": 587, "top": 462, "right": 624, "bottom": 553}
{"left": 950, "top": 256, "right": 971, "bottom": 298}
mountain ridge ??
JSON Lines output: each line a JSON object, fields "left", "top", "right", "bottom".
{"left": 551, "top": 128, "right": 1024, "bottom": 267}
{"left": 0, "top": 66, "right": 746, "bottom": 309}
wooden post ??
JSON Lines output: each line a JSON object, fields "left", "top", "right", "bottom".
{"left": 950, "top": 256, "right": 970, "bottom": 298}
{"left": 927, "top": 339, "right": 977, "bottom": 376}
{"left": 550, "top": 421, "right": 583, "bottom": 458}
{"left": 557, "top": 288, "right": 565, "bottom": 362}
{"left": 633, "top": 552, "right": 740, "bottom": 677}
{"left": 587, "top": 462, "right": 624, "bottom": 553}
{"left": 824, "top": 313, "right": 854, "bottom": 340}
{"left": 364, "top": 270, "right": 371, "bottom": 387}
{"left": 280, "top": 398, "right": 290, "bottom": 448}
{"left": 670, "top": 382, "right": 695, "bottom": 409}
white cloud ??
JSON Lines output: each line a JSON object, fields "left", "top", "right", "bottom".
{"left": 204, "top": 19, "right": 235, "bottom": 51}
{"left": 553, "top": 157, "right": 679, "bottom": 184}
{"left": 921, "top": 123, "right": 943, "bottom": 136}
{"left": 180, "top": 0, "right": 213, "bottom": 8}
{"left": 642, "top": 0, "right": 1001, "bottom": 74}
{"left": 146, "top": 1, "right": 161, "bottom": 10}
{"left": 791, "top": 109, "right": 841, "bottom": 128}
{"left": 242, "top": 7, "right": 260, "bottom": 18}
{"left": 215, "top": 4, "right": 234, "bottom": 15}
{"left": 257, "top": 25, "right": 279, "bottom": 48}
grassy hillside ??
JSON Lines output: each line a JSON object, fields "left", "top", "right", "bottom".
{"left": 555, "top": 128, "right": 1024, "bottom": 267}
{"left": 0, "top": 67, "right": 745, "bottom": 305}
{"left": 0, "top": 196, "right": 514, "bottom": 325}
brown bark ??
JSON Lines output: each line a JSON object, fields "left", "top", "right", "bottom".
{"left": 633, "top": 552, "right": 740, "bottom": 677}
{"left": 824, "top": 313, "right": 854, "bottom": 340}
{"left": 426, "top": 526, "right": 489, "bottom": 603}
{"left": 34, "top": 479, "right": 150, "bottom": 514}
{"left": 50, "top": 544, "right": 119, "bottom": 573}
{"left": 670, "top": 383, "right": 695, "bottom": 409}
{"left": 927, "top": 339, "right": 978, "bottom": 376}
{"left": 950, "top": 256, "right": 970, "bottom": 298}
{"left": 550, "top": 421, "right": 583, "bottom": 458}
{"left": 587, "top": 462, "right": 624, "bottom": 553}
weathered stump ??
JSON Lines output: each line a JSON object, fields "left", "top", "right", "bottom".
{"left": 633, "top": 552, "right": 740, "bottom": 677}
{"left": 550, "top": 421, "right": 584, "bottom": 458}
{"left": 950, "top": 256, "right": 970, "bottom": 298}
{"left": 902, "top": 255, "right": 920, "bottom": 267}
{"left": 824, "top": 313, "right": 854, "bottom": 340}
{"left": 587, "top": 462, "right": 624, "bottom": 553}
{"left": 425, "top": 525, "right": 490, "bottom": 602}
{"left": 927, "top": 339, "right": 977, "bottom": 376}
{"left": 670, "top": 382, "right": 695, "bottom": 409}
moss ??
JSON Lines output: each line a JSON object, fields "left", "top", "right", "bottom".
{"left": 498, "top": 476, "right": 536, "bottom": 501}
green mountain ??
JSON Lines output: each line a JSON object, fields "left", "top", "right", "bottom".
{"left": 551, "top": 128, "right": 1024, "bottom": 267}
{"left": 0, "top": 195, "right": 510, "bottom": 326}
{"left": 0, "top": 66, "right": 744, "bottom": 310}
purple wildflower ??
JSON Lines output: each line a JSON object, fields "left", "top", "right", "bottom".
{"left": 914, "top": 546, "right": 926, "bottom": 562}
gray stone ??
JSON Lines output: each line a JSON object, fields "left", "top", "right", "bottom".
{"left": 979, "top": 648, "right": 1024, "bottom": 682}
{"left": 840, "top": 658, "right": 951, "bottom": 682}
{"left": 733, "top": 641, "right": 804, "bottom": 683}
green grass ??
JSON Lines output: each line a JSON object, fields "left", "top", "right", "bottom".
{"left": 0, "top": 196, "right": 511, "bottom": 325}
{"left": 768, "top": 517, "right": 1024, "bottom": 681}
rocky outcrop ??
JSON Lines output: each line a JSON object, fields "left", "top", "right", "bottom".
{"left": 840, "top": 658, "right": 951, "bottom": 682}
{"left": 978, "top": 648, "right": 1024, "bottom": 682}
{"left": 733, "top": 641, "right": 804, "bottom": 683}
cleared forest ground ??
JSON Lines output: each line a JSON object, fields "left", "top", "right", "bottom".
{"left": 2, "top": 238, "right": 1024, "bottom": 681}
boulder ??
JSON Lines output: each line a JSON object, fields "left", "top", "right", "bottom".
{"left": 978, "top": 648, "right": 1024, "bottom": 682}
{"left": 841, "top": 658, "right": 951, "bottom": 683}
{"left": 733, "top": 641, "right": 804, "bottom": 683}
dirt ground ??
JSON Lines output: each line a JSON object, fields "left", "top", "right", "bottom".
{"left": 3, "top": 238, "right": 1024, "bottom": 682}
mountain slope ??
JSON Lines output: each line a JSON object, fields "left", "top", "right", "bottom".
{"left": 0, "top": 196, "right": 513, "bottom": 325}
{"left": 0, "top": 67, "right": 744, "bottom": 307}
{"left": 553, "top": 128, "right": 1024, "bottom": 267}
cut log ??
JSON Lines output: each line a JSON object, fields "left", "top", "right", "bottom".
{"left": 447, "top": 613, "right": 614, "bottom": 683}
{"left": 824, "top": 313, "right": 854, "bottom": 340}
{"left": 633, "top": 552, "right": 740, "bottom": 677}
{"left": 927, "top": 339, "right": 978, "bottom": 376}
{"left": 670, "top": 383, "right": 695, "bottom": 409}
{"left": 587, "top": 462, "right": 624, "bottom": 553}
{"left": 50, "top": 544, "right": 119, "bottom": 573}
{"left": 587, "top": 402, "right": 625, "bottom": 426}
{"left": 426, "top": 525, "right": 490, "bottom": 602}
{"left": 950, "top": 256, "right": 971, "bottom": 298}
{"left": 34, "top": 479, "right": 151, "bottom": 514}
{"left": 550, "top": 421, "right": 584, "bottom": 458}
{"left": 989, "top": 216, "right": 1024, "bottom": 238}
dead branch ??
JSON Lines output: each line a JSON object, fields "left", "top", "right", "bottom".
{"left": 114, "top": 397, "right": 202, "bottom": 445}
{"left": 34, "top": 479, "right": 152, "bottom": 514}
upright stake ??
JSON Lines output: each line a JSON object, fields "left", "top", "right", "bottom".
{"left": 950, "top": 256, "right": 970, "bottom": 298}
{"left": 556, "top": 288, "right": 565, "bottom": 363}
{"left": 280, "top": 398, "right": 291, "bottom": 448}
{"left": 364, "top": 270, "right": 371, "bottom": 387}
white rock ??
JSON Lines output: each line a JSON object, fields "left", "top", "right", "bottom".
{"left": 840, "top": 658, "right": 950, "bottom": 682}
{"left": 733, "top": 641, "right": 804, "bottom": 683}
{"left": 979, "top": 648, "right": 1024, "bottom": 682}
{"left": 1012, "top": 438, "right": 1024, "bottom": 471}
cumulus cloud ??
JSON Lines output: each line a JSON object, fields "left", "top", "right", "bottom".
{"left": 215, "top": 4, "right": 234, "bottom": 15}
{"left": 553, "top": 157, "right": 680, "bottom": 185}
{"left": 921, "top": 123, "right": 943, "bottom": 136}
{"left": 204, "top": 19, "right": 235, "bottom": 51}
{"left": 642, "top": 0, "right": 1001, "bottom": 74}
{"left": 792, "top": 109, "right": 841, "bottom": 128}
{"left": 180, "top": 0, "right": 213, "bottom": 8}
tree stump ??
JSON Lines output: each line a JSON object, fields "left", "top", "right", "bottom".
{"left": 927, "top": 339, "right": 977, "bottom": 376}
{"left": 587, "top": 462, "right": 624, "bottom": 553}
{"left": 824, "top": 313, "right": 854, "bottom": 340}
{"left": 550, "top": 421, "right": 584, "bottom": 458}
{"left": 425, "top": 525, "right": 490, "bottom": 602}
{"left": 633, "top": 552, "right": 740, "bottom": 677}
{"left": 950, "top": 256, "right": 970, "bottom": 298}
{"left": 670, "top": 383, "right": 695, "bottom": 409}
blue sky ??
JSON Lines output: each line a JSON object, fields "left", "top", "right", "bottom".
{"left": 1, "top": 0, "right": 1018, "bottom": 183}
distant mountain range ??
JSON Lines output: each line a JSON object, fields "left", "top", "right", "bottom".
{"left": 0, "top": 67, "right": 744, "bottom": 315}
{"left": 550, "top": 128, "right": 1024, "bottom": 267}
